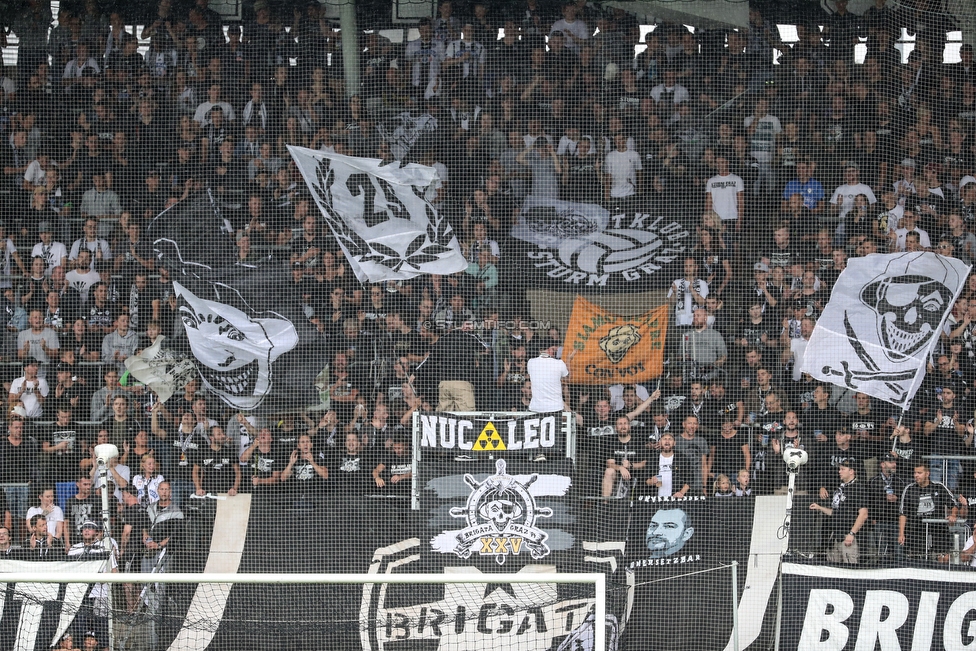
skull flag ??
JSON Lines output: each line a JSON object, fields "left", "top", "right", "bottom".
{"left": 801, "top": 252, "right": 970, "bottom": 409}
{"left": 148, "top": 193, "right": 327, "bottom": 413}
{"left": 288, "top": 145, "right": 468, "bottom": 283}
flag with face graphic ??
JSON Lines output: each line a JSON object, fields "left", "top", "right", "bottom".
{"left": 562, "top": 296, "right": 668, "bottom": 385}
{"left": 801, "top": 252, "right": 970, "bottom": 409}
{"left": 165, "top": 264, "right": 324, "bottom": 412}
{"left": 287, "top": 145, "right": 468, "bottom": 283}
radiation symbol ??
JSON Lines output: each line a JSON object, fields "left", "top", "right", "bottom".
{"left": 474, "top": 422, "right": 506, "bottom": 451}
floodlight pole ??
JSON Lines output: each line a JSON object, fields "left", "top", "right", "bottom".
{"left": 773, "top": 466, "right": 799, "bottom": 651}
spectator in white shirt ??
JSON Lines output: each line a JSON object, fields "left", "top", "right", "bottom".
{"left": 830, "top": 163, "right": 877, "bottom": 243}
{"left": 31, "top": 222, "right": 67, "bottom": 276}
{"left": 549, "top": 2, "right": 590, "bottom": 51}
{"left": 705, "top": 154, "right": 745, "bottom": 232}
{"left": 892, "top": 211, "right": 930, "bottom": 252}
{"left": 604, "top": 133, "right": 642, "bottom": 206}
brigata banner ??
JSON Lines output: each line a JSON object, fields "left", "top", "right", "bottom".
{"left": 563, "top": 296, "right": 668, "bottom": 384}
{"left": 509, "top": 196, "right": 689, "bottom": 292}
{"left": 781, "top": 561, "right": 976, "bottom": 650}
{"left": 416, "top": 411, "right": 567, "bottom": 459}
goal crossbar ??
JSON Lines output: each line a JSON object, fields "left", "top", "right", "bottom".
{"left": 0, "top": 571, "right": 608, "bottom": 650}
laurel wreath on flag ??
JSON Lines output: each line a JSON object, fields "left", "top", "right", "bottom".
{"left": 310, "top": 159, "right": 457, "bottom": 273}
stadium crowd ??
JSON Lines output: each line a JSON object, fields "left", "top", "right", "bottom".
{"left": 0, "top": 1, "right": 973, "bottom": 625}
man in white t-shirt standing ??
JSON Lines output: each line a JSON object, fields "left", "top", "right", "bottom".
{"left": 743, "top": 99, "right": 782, "bottom": 195}
{"left": 705, "top": 154, "right": 745, "bottom": 233}
{"left": 527, "top": 339, "right": 572, "bottom": 413}
{"left": 604, "top": 133, "right": 642, "bottom": 210}
{"left": 645, "top": 432, "right": 689, "bottom": 498}
{"left": 829, "top": 163, "right": 877, "bottom": 243}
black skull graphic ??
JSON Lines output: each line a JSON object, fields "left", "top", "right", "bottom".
{"left": 860, "top": 273, "right": 954, "bottom": 361}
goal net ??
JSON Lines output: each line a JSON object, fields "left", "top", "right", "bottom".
{"left": 0, "top": 566, "right": 607, "bottom": 651}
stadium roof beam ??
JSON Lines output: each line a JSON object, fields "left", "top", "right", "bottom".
{"left": 602, "top": 0, "right": 749, "bottom": 31}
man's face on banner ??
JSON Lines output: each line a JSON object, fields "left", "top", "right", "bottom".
{"left": 174, "top": 282, "right": 298, "bottom": 410}
{"left": 645, "top": 508, "right": 694, "bottom": 558}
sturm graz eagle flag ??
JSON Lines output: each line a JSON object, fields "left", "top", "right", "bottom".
{"left": 802, "top": 252, "right": 970, "bottom": 408}
{"left": 509, "top": 197, "right": 689, "bottom": 292}
{"left": 146, "top": 191, "right": 326, "bottom": 413}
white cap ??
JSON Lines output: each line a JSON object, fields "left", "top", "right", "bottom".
{"left": 961, "top": 175, "right": 976, "bottom": 191}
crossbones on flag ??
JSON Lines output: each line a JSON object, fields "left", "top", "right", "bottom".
{"left": 144, "top": 191, "right": 327, "bottom": 413}
{"left": 801, "top": 252, "right": 970, "bottom": 409}
{"left": 288, "top": 145, "right": 468, "bottom": 283}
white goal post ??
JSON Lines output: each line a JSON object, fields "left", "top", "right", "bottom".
{"left": 0, "top": 571, "right": 608, "bottom": 651}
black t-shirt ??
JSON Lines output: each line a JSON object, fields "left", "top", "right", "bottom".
{"left": 65, "top": 493, "right": 100, "bottom": 538}
{"left": 376, "top": 450, "right": 412, "bottom": 496}
{"left": 900, "top": 481, "right": 957, "bottom": 553}
{"left": 600, "top": 435, "right": 645, "bottom": 468}
{"left": 712, "top": 432, "right": 748, "bottom": 477}
{"left": 193, "top": 444, "right": 238, "bottom": 494}
{"left": 816, "top": 442, "right": 865, "bottom": 490}
{"left": 281, "top": 451, "right": 328, "bottom": 499}
{"left": 41, "top": 424, "right": 84, "bottom": 483}
{"left": 249, "top": 442, "right": 288, "bottom": 488}
{"left": 802, "top": 404, "right": 841, "bottom": 438}
{"left": 827, "top": 478, "right": 867, "bottom": 538}
{"left": 120, "top": 503, "right": 149, "bottom": 562}
{"left": 330, "top": 446, "right": 373, "bottom": 495}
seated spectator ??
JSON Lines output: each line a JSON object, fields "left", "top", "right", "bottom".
{"left": 65, "top": 251, "right": 100, "bottom": 306}
{"left": 101, "top": 313, "right": 140, "bottom": 373}
{"left": 68, "top": 218, "right": 112, "bottom": 269}
{"left": 9, "top": 359, "right": 49, "bottom": 418}
{"left": 17, "top": 308, "right": 59, "bottom": 365}
{"left": 22, "top": 513, "right": 63, "bottom": 557}
{"left": 90, "top": 369, "right": 123, "bottom": 422}
{"left": 31, "top": 222, "right": 67, "bottom": 276}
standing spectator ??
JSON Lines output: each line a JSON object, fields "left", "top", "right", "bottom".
{"left": 667, "top": 257, "right": 708, "bottom": 327}
{"left": 69, "top": 218, "right": 112, "bottom": 269}
{"left": 404, "top": 18, "right": 444, "bottom": 101}
{"left": 603, "top": 133, "right": 642, "bottom": 210}
{"left": 675, "top": 415, "right": 709, "bottom": 495}
{"left": 24, "top": 486, "right": 64, "bottom": 541}
{"left": 829, "top": 163, "right": 877, "bottom": 244}
{"left": 809, "top": 458, "right": 869, "bottom": 564}
{"left": 601, "top": 416, "right": 646, "bottom": 500}
{"left": 66, "top": 250, "right": 101, "bottom": 306}
{"left": 899, "top": 463, "right": 959, "bottom": 559}
{"left": 644, "top": 432, "right": 690, "bottom": 498}
{"left": 0, "top": 419, "right": 37, "bottom": 520}
{"left": 527, "top": 339, "right": 571, "bottom": 413}
{"left": 868, "top": 452, "right": 907, "bottom": 562}
{"left": 705, "top": 154, "right": 745, "bottom": 235}
{"left": 516, "top": 138, "right": 561, "bottom": 201}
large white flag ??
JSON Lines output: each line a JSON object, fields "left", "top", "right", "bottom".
{"left": 288, "top": 145, "right": 468, "bottom": 283}
{"left": 801, "top": 252, "right": 970, "bottom": 408}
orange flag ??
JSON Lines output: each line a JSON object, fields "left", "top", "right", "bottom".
{"left": 562, "top": 296, "right": 668, "bottom": 385}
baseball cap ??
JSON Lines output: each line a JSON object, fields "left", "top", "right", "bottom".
{"left": 961, "top": 175, "right": 976, "bottom": 191}
{"left": 38, "top": 221, "right": 52, "bottom": 234}
{"left": 81, "top": 520, "right": 99, "bottom": 529}
{"left": 845, "top": 161, "right": 859, "bottom": 170}
{"left": 753, "top": 262, "right": 770, "bottom": 273}
{"left": 900, "top": 157, "right": 916, "bottom": 168}
{"left": 837, "top": 456, "right": 857, "bottom": 469}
